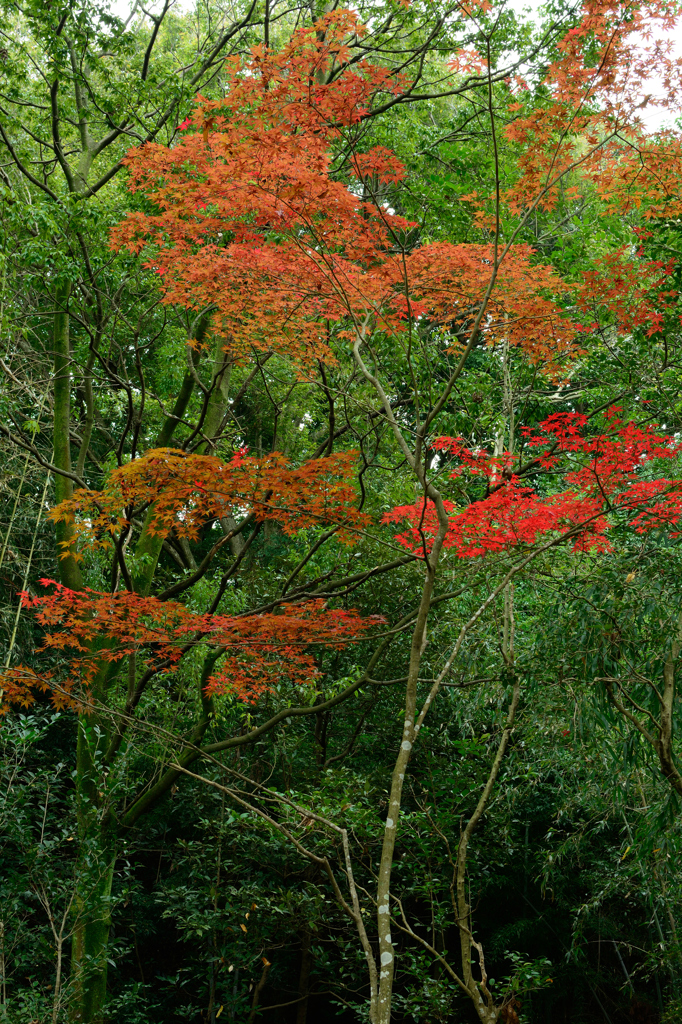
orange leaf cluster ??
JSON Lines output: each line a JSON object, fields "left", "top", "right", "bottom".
{"left": 111, "top": 11, "right": 580, "bottom": 368}
{"left": 576, "top": 247, "right": 677, "bottom": 336}
{"left": 503, "top": 0, "right": 682, "bottom": 219}
{"left": 49, "top": 447, "right": 370, "bottom": 558}
{"left": 403, "top": 243, "right": 580, "bottom": 360}
{"left": 111, "top": 11, "right": 410, "bottom": 364}
{"left": 0, "top": 666, "right": 54, "bottom": 716}
{"left": 0, "top": 584, "right": 383, "bottom": 710}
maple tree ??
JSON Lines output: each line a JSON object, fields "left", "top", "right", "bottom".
{"left": 4, "top": 583, "right": 380, "bottom": 706}
{"left": 49, "top": 447, "right": 371, "bottom": 555}
{"left": 2, "top": 445, "right": 379, "bottom": 712}
{"left": 385, "top": 412, "right": 682, "bottom": 559}
{"left": 3, "top": 0, "right": 682, "bottom": 1022}
{"left": 111, "top": 12, "right": 582, "bottom": 373}
{"left": 0, "top": 434, "right": 385, "bottom": 1022}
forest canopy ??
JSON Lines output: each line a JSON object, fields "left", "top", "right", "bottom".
{"left": 2, "top": 1, "right": 682, "bottom": 1023}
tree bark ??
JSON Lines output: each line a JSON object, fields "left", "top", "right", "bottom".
{"left": 454, "top": 677, "right": 520, "bottom": 1024}
{"left": 69, "top": 719, "right": 116, "bottom": 1024}
{"left": 52, "top": 277, "right": 115, "bottom": 1024}
{"left": 132, "top": 315, "right": 213, "bottom": 596}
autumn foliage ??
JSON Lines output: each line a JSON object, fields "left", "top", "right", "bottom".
{"left": 8, "top": 408, "right": 682, "bottom": 716}
{"left": 503, "top": 0, "right": 682, "bottom": 219}
{"left": 384, "top": 412, "right": 682, "bottom": 558}
{"left": 2, "top": 584, "right": 381, "bottom": 712}
{"left": 50, "top": 447, "right": 371, "bottom": 561}
{"left": 111, "top": 11, "right": 581, "bottom": 368}
{"left": 576, "top": 247, "right": 677, "bottom": 337}
{"left": 0, "top": 441, "right": 376, "bottom": 712}
{"left": 6, "top": 5, "right": 682, "bottom": 726}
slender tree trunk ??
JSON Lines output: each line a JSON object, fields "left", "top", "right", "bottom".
{"left": 199, "top": 336, "right": 232, "bottom": 450}
{"left": 52, "top": 276, "right": 116, "bottom": 1023}
{"left": 0, "top": 919, "right": 5, "bottom": 1007}
{"left": 132, "top": 314, "right": 214, "bottom": 596}
{"left": 453, "top": 682, "right": 519, "bottom": 1024}
{"left": 655, "top": 630, "right": 682, "bottom": 796}
{"left": 69, "top": 851, "right": 116, "bottom": 1024}
{"left": 375, "top": 556, "right": 442, "bottom": 1023}
{"left": 246, "top": 958, "right": 271, "bottom": 1023}
{"left": 69, "top": 719, "right": 117, "bottom": 1024}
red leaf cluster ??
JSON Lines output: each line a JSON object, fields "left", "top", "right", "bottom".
{"left": 384, "top": 414, "right": 682, "bottom": 558}
{"left": 0, "top": 443, "right": 376, "bottom": 713}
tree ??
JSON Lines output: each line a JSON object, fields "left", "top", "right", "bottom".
{"left": 100, "top": 5, "right": 682, "bottom": 1020}
{"left": 4, "top": 1, "right": 682, "bottom": 1022}
{"left": 0, "top": 4, "right": 492, "bottom": 1019}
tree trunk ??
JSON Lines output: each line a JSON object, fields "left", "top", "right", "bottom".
{"left": 375, "top": 560, "right": 441, "bottom": 1024}
{"left": 69, "top": 719, "right": 117, "bottom": 1024}
{"left": 69, "top": 849, "right": 116, "bottom": 1024}
{"left": 132, "top": 315, "right": 214, "bottom": 596}
{"left": 52, "top": 275, "right": 116, "bottom": 1023}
